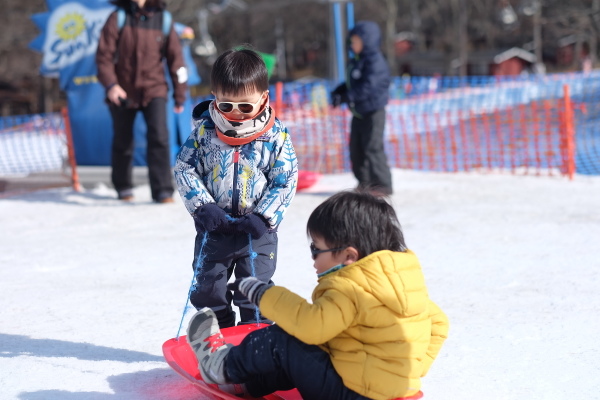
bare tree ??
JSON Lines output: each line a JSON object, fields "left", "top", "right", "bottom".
{"left": 2, "top": 0, "right": 599, "bottom": 115}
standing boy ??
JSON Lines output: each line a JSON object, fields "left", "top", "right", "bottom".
{"left": 331, "top": 20, "right": 393, "bottom": 195}
{"left": 175, "top": 48, "right": 298, "bottom": 328}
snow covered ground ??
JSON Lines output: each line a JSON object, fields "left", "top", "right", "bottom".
{"left": 1, "top": 169, "right": 599, "bottom": 400}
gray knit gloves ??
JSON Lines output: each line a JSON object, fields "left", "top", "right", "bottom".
{"left": 227, "top": 277, "right": 272, "bottom": 307}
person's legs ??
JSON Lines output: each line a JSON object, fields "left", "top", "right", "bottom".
{"left": 141, "top": 97, "right": 173, "bottom": 201}
{"left": 189, "top": 232, "right": 236, "bottom": 328}
{"left": 232, "top": 232, "right": 277, "bottom": 324}
{"left": 109, "top": 103, "right": 137, "bottom": 197}
{"left": 362, "top": 108, "right": 392, "bottom": 193}
{"left": 225, "top": 325, "right": 370, "bottom": 400}
{"left": 349, "top": 116, "right": 369, "bottom": 187}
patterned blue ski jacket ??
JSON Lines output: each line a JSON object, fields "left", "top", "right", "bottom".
{"left": 174, "top": 102, "right": 298, "bottom": 230}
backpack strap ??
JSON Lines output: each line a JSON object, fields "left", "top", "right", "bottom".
{"left": 115, "top": 8, "right": 172, "bottom": 59}
{"left": 116, "top": 8, "right": 169, "bottom": 35}
{"left": 116, "top": 8, "right": 126, "bottom": 31}
{"left": 160, "top": 10, "right": 172, "bottom": 59}
{"left": 162, "top": 10, "right": 172, "bottom": 36}
{"left": 112, "top": 8, "right": 127, "bottom": 63}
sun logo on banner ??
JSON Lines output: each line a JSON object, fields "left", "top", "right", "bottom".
{"left": 29, "top": 0, "right": 113, "bottom": 76}
{"left": 55, "top": 13, "right": 85, "bottom": 41}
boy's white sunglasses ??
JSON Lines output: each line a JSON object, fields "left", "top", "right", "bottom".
{"left": 215, "top": 96, "right": 263, "bottom": 114}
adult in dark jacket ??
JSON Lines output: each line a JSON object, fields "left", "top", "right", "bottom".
{"left": 331, "top": 21, "right": 393, "bottom": 195}
{"left": 96, "top": 0, "right": 187, "bottom": 203}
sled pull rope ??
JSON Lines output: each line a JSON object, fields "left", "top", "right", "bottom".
{"left": 247, "top": 234, "right": 261, "bottom": 325}
{"left": 175, "top": 231, "right": 209, "bottom": 339}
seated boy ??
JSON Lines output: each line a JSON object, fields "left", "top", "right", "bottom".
{"left": 187, "top": 190, "right": 449, "bottom": 400}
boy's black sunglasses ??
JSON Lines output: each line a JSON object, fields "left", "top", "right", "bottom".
{"left": 310, "top": 243, "right": 346, "bottom": 260}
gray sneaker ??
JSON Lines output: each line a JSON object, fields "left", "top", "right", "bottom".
{"left": 186, "top": 307, "right": 232, "bottom": 384}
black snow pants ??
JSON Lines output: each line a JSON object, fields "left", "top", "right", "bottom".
{"left": 349, "top": 107, "right": 393, "bottom": 194}
{"left": 225, "top": 325, "right": 371, "bottom": 400}
{"left": 109, "top": 97, "right": 174, "bottom": 201}
{"left": 190, "top": 231, "right": 277, "bottom": 328}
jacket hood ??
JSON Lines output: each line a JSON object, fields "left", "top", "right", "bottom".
{"left": 348, "top": 21, "right": 382, "bottom": 56}
{"left": 328, "top": 250, "right": 428, "bottom": 316}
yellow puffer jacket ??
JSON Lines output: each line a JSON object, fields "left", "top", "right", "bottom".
{"left": 259, "top": 250, "right": 449, "bottom": 400}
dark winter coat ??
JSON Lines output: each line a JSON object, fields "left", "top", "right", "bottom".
{"left": 96, "top": 4, "right": 187, "bottom": 108}
{"left": 345, "top": 21, "right": 391, "bottom": 117}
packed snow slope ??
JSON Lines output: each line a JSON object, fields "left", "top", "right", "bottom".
{"left": 1, "top": 169, "right": 598, "bottom": 400}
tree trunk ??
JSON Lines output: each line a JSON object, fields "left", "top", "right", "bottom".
{"left": 385, "top": 0, "right": 398, "bottom": 74}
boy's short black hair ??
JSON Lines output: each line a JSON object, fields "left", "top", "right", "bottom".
{"left": 307, "top": 190, "right": 407, "bottom": 260}
{"left": 211, "top": 47, "right": 269, "bottom": 96}
{"left": 110, "top": 0, "right": 165, "bottom": 9}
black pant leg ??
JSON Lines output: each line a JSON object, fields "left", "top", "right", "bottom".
{"left": 225, "top": 325, "right": 370, "bottom": 400}
{"left": 189, "top": 232, "right": 236, "bottom": 328}
{"left": 349, "top": 116, "right": 369, "bottom": 186}
{"left": 232, "top": 232, "right": 278, "bottom": 324}
{"left": 109, "top": 103, "right": 138, "bottom": 192}
{"left": 141, "top": 97, "right": 173, "bottom": 200}
{"left": 350, "top": 109, "right": 393, "bottom": 192}
{"left": 366, "top": 108, "right": 393, "bottom": 190}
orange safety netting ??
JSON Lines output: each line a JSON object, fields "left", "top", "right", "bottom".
{"left": 275, "top": 81, "right": 579, "bottom": 179}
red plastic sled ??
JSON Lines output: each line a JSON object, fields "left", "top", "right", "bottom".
{"left": 297, "top": 170, "right": 321, "bottom": 191}
{"left": 163, "top": 323, "right": 424, "bottom": 400}
{"left": 162, "top": 323, "right": 302, "bottom": 400}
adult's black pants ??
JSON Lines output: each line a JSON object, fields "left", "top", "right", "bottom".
{"left": 109, "top": 97, "right": 173, "bottom": 200}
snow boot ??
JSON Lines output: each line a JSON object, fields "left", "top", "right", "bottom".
{"left": 217, "top": 383, "right": 255, "bottom": 398}
{"left": 187, "top": 307, "right": 233, "bottom": 384}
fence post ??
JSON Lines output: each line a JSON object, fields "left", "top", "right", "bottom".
{"left": 562, "top": 84, "right": 576, "bottom": 180}
{"left": 61, "top": 107, "right": 82, "bottom": 192}
{"left": 275, "top": 81, "right": 283, "bottom": 115}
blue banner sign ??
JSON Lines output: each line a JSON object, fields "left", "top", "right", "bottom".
{"left": 30, "top": 0, "right": 199, "bottom": 166}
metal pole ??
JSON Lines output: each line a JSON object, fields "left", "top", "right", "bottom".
{"left": 333, "top": 2, "right": 345, "bottom": 82}
{"left": 346, "top": 2, "right": 354, "bottom": 31}
{"left": 346, "top": 2, "right": 354, "bottom": 60}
